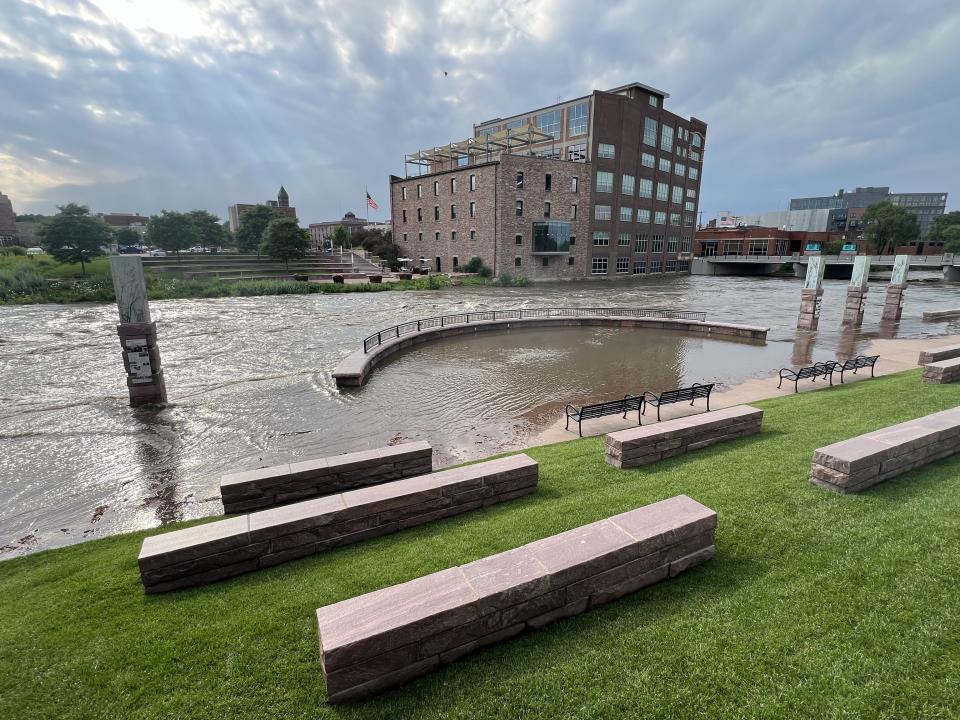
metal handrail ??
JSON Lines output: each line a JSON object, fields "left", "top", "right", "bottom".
{"left": 362, "top": 307, "right": 707, "bottom": 353}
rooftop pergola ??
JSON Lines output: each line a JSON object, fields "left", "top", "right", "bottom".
{"left": 404, "top": 124, "right": 555, "bottom": 175}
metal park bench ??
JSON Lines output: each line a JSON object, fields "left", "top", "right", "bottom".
{"left": 838, "top": 355, "right": 879, "bottom": 384}
{"left": 777, "top": 361, "right": 839, "bottom": 393}
{"left": 642, "top": 383, "right": 714, "bottom": 422}
{"left": 566, "top": 394, "right": 644, "bottom": 437}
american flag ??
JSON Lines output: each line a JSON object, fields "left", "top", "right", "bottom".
{"left": 366, "top": 192, "right": 379, "bottom": 210}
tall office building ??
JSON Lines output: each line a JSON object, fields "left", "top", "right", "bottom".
{"left": 789, "top": 186, "right": 947, "bottom": 239}
{"left": 0, "top": 192, "right": 17, "bottom": 245}
{"left": 390, "top": 82, "right": 706, "bottom": 280}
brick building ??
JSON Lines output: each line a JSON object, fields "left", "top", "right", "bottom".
{"left": 308, "top": 211, "right": 368, "bottom": 250}
{"left": 390, "top": 82, "right": 706, "bottom": 280}
{"left": 694, "top": 227, "right": 853, "bottom": 257}
{"left": 228, "top": 186, "right": 297, "bottom": 232}
{"left": 0, "top": 191, "right": 17, "bottom": 245}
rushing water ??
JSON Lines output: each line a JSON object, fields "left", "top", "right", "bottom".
{"left": 2, "top": 274, "right": 959, "bottom": 556}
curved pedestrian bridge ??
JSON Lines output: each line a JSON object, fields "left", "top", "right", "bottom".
{"left": 332, "top": 308, "right": 769, "bottom": 388}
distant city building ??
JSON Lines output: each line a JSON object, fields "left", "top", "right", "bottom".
{"left": 309, "top": 212, "right": 368, "bottom": 249}
{"left": 695, "top": 227, "right": 853, "bottom": 257}
{"left": 0, "top": 192, "right": 17, "bottom": 245}
{"left": 363, "top": 221, "right": 392, "bottom": 235}
{"left": 789, "top": 186, "right": 947, "bottom": 239}
{"left": 390, "top": 81, "right": 706, "bottom": 280}
{"left": 228, "top": 186, "right": 297, "bottom": 232}
{"left": 718, "top": 209, "right": 833, "bottom": 233}
{"left": 97, "top": 212, "right": 149, "bottom": 238}
{"left": 15, "top": 221, "right": 39, "bottom": 247}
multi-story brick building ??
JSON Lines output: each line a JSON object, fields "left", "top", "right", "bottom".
{"left": 0, "top": 191, "right": 17, "bottom": 246}
{"left": 228, "top": 186, "right": 297, "bottom": 232}
{"left": 390, "top": 82, "right": 707, "bottom": 280}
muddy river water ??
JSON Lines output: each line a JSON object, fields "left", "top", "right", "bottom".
{"left": 2, "top": 274, "right": 959, "bottom": 556}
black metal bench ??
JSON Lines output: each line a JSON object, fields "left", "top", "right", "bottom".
{"left": 641, "top": 383, "right": 714, "bottom": 422}
{"left": 777, "top": 361, "right": 839, "bottom": 393}
{"left": 566, "top": 394, "right": 643, "bottom": 437}
{"left": 838, "top": 355, "right": 879, "bottom": 383}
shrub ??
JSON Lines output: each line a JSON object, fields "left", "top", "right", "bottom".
{"left": 0, "top": 246, "right": 27, "bottom": 256}
{"left": 460, "top": 256, "right": 492, "bottom": 277}
{"left": 332, "top": 275, "right": 345, "bottom": 284}
{"left": 497, "top": 271, "right": 530, "bottom": 287}
{"left": 0, "top": 263, "right": 45, "bottom": 299}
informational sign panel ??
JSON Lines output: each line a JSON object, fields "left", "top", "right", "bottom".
{"left": 840, "top": 243, "right": 858, "bottom": 253}
{"left": 803, "top": 256, "right": 826, "bottom": 290}
{"left": 124, "top": 338, "right": 153, "bottom": 383}
{"left": 891, "top": 255, "right": 909, "bottom": 285}
{"left": 805, "top": 243, "right": 822, "bottom": 253}
{"left": 850, "top": 256, "right": 871, "bottom": 288}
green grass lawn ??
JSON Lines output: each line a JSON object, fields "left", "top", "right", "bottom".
{"left": 2, "top": 370, "right": 959, "bottom": 719}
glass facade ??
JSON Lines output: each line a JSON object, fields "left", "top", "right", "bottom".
{"left": 568, "top": 102, "right": 589, "bottom": 136}
{"left": 532, "top": 221, "right": 571, "bottom": 254}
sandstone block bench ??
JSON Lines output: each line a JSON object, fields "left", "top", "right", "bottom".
{"left": 605, "top": 405, "right": 763, "bottom": 469}
{"left": 139, "top": 454, "right": 538, "bottom": 593}
{"left": 922, "top": 358, "right": 960, "bottom": 385}
{"left": 220, "top": 441, "right": 433, "bottom": 513}
{"left": 809, "top": 406, "right": 960, "bottom": 493}
{"left": 315, "top": 494, "right": 717, "bottom": 703}
{"left": 918, "top": 344, "right": 960, "bottom": 365}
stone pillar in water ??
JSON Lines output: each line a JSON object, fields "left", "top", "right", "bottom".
{"left": 881, "top": 255, "right": 909, "bottom": 322}
{"left": 110, "top": 256, "right": 167, "bottom": 406}
{"left": 842, "top": 256, "right": 871, "bottom": 327}
{"left": 797, "top": 256, "right": 826, "bottom": 330}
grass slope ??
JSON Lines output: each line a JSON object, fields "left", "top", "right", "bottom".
{"left": 1, "top": 370, "right": 959, "bottom": 719}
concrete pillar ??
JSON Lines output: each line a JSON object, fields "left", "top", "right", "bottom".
{"left": 881, "top": 255, "right": 909, "bottom": 322}
{"left": 110, "top": 256, "right": 167, "bottom": 407}
{"left": 842, "top": 256, "right": 871, "bottom": 327}
{"left": 797, "top": 256, "right": 826, "bottom": 330}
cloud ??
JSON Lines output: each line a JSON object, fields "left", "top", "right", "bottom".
{"left": 0, "top": 0, "right": 957, "bottom": 224}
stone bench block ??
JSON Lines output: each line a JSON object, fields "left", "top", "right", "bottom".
{"left": 220, "top": 441, "right": 433, "bottom": 513}
{"left": 139, "top": 454, "right": 538, "bottom": 593}
{"left": 922, "top": 358, "right": 960, "bottom": 385}
{"left": 605, "top": 405, "right": 763, "bottom": 469}
{"left": 810, "top": 407, "right": 960, "bottom": 493}
{"left": 315, "top": 494, "right": 716, "bottom": 703}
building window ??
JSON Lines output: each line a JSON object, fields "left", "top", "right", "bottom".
{"left": 435, "top": 232, "right": 440, "bottom": 242}
{"left": 637, "top": 208, "right": 651, "bottom": 223}
{"left": 470, "top": 201, "right": 476, "bottom": 218}
{"left": 416, "top": 184, "right": 422, "bottom": 198}
{"left": 639, "top": 178, "right": 653, "bottom": 199}
{"left": 567, "top": 143, "right": 587, "bottom": 162}
{"left": 674, "top": 163, "right": 685, "bottom": 177}
{"left": 570, "top": 204, "right": 577, "bottom": 220}
{"left": 453, "top": 256, "right": 459, "bottom": 267}
{"left": 417, "top": 207, "right": 422, "bottom": 222}
{"left": 402, "top": 187, "right": 408, "bottom": 200}
{"left": 656, "top": 182, "right": 669, "bottom": 201}
{"left": 434, "top": 206, "right": 440, "bottom": 221}
{"left": 689, "top": 167, "right": 699, "bottom": 180}
{"left": 670, "top": 212, "right": 681, "bottom": 226}
{"left": 514, "top": 256, "right": 522, "bottom": 267}
{"left": 692, "top": 133, "right": 702, "bottom": 148}
{"left": 469, "top": 174, "right": 477, "bottom": 191}
{"left": 672, "top": 186, "right": 683, "bottom": 204}
{"left": 652, "top": 234, "right": 664, "bottom": 252}
{"left": 402, "top": 209, "right": 407, "bottom": 223}
{"left": 687, "top": 188, "right": 697, "bottom": 198}
{"left": 749, "top": 239, "right": 768, "bottom": 256}
{"left": 616, "top": 257, "right": 630, "bottom": 273}
{"left": 592, "top": 257, "right": 609, "bottom": 274}
{"left": 516, "top": 200, "right": 523, "bottom": 216}
{"left": 649, "top": 95, "right": 658, "bottom": 107}
{"left": 452, "top": 231, "right": 457, "bottom": 242}
{"left": 516, "top": 172, "right": 524, "bottom": 189}
{"left": 621, "top": 174, "right": 635, "bottom": 196}
{"left": 568, "top": 101, "right": 589, "bottom": 136}
{"left": 571, "top": 176, "right": 579, "bottom": 193}
{"left": 618, "top": 232, "right": 631, "bottom": 246}
{"left": 569, "top": 235, "right": 576, "bottom": 245}
{"left": 635, "top": 234, "right": 648, "bottom": 252}
{"left": 660, "top": 124, "right": 674, "bottom": 152}
{"left": 545, "top": 173, "right": 552, "bottom": 192}
{"left": 666, "top": 259, "right": 677, "bottom": 272}
{"left": 651, "top": 259, "right": 662, "bottom": 273}
{"left": 643, "top": 118, "right": 657, "bottom": 146}
{"left": 516, "top": 234, "right": 523, "bottom": 245}
{"left": 418, "top": 232, "right": 423, "bottom": 242}
{"left": 641, "top": 152, "right": 655, "bottom": 168}
{"left": 568, "top": 256, "right": 575, "bottom": 266}
{"left": 598, "top": 143, "right": 615, "bottom": 159}
{"left": 594, "top": 205, "right": 611, "bottom": 221}
{"left": 541, "top": 257, "right": 549, "bottom": 267}
{"left": 402, "top": 232, "right": 407, "bottom": 243}
{"left": 536, "top": 109, "right": 561, "bottom": 138}
{"left": 690, "top": 150, "right": 701, "bottom": 162}
{"left": 470, "top": 229, "right": 476, "bottom": 240}
{"left": 433, "top": 181, "right": 439, "bottom": 196}
{"left": 450, "top": 204, "right": 457, "bottom": 219}
{"left": 596, "top": 171, "right": 614, "bottom": 193}
{"left": 724, "top": 240, "right": 743, "bottom": 255}
{"left": 633, "top": 260, "right": 646, "bottom": 274}
{"left": 620, "top": 206, "right": 633, "bottom": 222}
{"left": 592, "top": 231, "right": 610, "bottom": 246}
{"left": 668, "top": 235, "right": 679, "bottom": 252}
{"left": 451, "top": 178, "right": 457, "bottom": 193}
{"left": 685, "top": 201, "right": 695, "bottom": 212}
{"left": 544, "top": 202, "right": 551, "bottom": 218}
{"left": 659, "top": 157, "right": 671, "bottom": 173}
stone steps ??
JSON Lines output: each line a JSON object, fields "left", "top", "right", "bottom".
{"left": 138, "top": 454, "right": 539, "bottom": 593}
{"left": 315, "top": 494, "right": 717, "bottom": 703}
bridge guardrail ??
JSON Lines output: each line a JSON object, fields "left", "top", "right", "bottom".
{"left": 362, "top": 308, "right": 707, "bottom": 353}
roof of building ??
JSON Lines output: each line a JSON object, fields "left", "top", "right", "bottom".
{"left": 603, "top": 81, "right": 670, "bottom": 99}
{"left": 278, "top": 185, "right": 288, "bottom": 199}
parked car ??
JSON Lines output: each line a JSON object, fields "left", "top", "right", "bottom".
{"left": 148, "top": 249, "right": 167, "bottom": 256}
{"left": 119, "top": 245, "right": 143, "bottom": 254}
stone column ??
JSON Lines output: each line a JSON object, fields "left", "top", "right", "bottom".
{"left": 842, "top": 255, "right": 871, "bottom": 327}
{"left": 881, "top": 255, "right": 909, "bottom": 322}
{"left": 110, "top": 256, "right": 167, "bottom": 407}
{"left": 797, "top": 256, "right": 826, "bottom": 330}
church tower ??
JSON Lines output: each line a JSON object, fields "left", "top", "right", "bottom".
{"left": 278, "top": 185, "right": 289, "bottom": 208}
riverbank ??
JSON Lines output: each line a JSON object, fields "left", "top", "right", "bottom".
{"left": 2, "top": 369, "right": 959, "bottom": 719}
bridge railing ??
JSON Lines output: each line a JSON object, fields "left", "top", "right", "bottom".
{"left": 362, "top": 307, "right": 707, "bottom": 353}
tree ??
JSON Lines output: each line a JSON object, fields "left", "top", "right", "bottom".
{"left": 941, "top": 225, "right": 960, "bottom": 254}
{"left": 261, "top": 217, "right": 309, "bottom": 271}
{"left": 147, "top": 210, "right": 198, "bottom": 262}
{"left": 188, "top": 209, "right": 224, "bottom": 251}
{"left": 36, "top": 203, "right": 110, "bottom": 275}
{"left": 861, "top": 201, "right": 919, "bottom": 255}
{"left": 354, "top": 228, "right": 400, "bottom": 264}
{"left": 330, "top": 224, "right": 349, "bottom": 249}
{"left": 928, "top": 211, "right": 960, "bottom": 247}
{"left": 236, "top": 205, "right": 279, "bottom": 256}
{"left": 115, "top": 227, "right": 141, "bottom": 246}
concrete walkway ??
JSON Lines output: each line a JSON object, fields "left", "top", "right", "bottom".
{"left": 531, "top": 334, "right": 960, "bottom": 446}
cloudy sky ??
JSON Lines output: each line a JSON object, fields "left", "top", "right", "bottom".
{"left": 1, "top": 0, "right": 958, "bottom": 225}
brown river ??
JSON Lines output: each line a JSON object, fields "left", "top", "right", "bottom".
{"left": 2, "top": 274, "right": 959, "bottom": 556}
